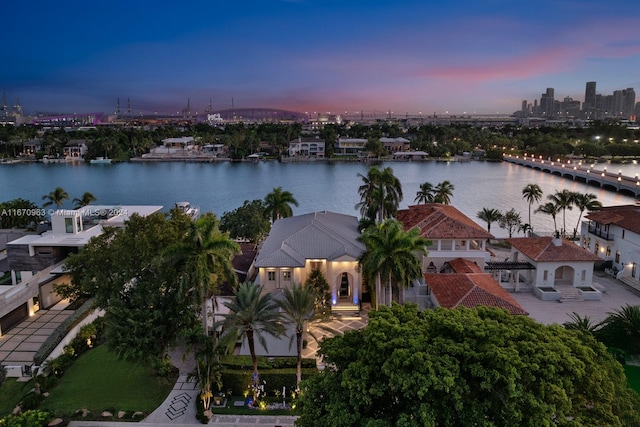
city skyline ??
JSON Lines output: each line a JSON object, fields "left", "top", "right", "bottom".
{"left": 2, "top": 0, "right": 640, "bottom": 116}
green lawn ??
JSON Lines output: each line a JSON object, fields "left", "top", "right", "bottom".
{"left": 624, "top": 364, "right": 640, "bottom": 394}
{"left": 0, "top": 378, "right": 35, "bottom": 417}
{"left": 40, "top": 345, "right": 175, "bottom": 417}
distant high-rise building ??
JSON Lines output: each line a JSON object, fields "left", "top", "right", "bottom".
{"left": 623, "top": 88, "right": 636, "bottom": 118}
{"left": 539, "top": 88, "right": 555, "bottom": 118}
{"left": 583, "top": 82, "right": 596, "bottom": 118}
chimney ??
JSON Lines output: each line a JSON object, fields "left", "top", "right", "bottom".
{"left": 552, "top": 231, "right": 562, "bottom": 246}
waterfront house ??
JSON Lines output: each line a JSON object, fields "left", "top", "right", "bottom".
{"left": 63, "top": 139, "right": 87, "bottom": 159}
{"left": 396, "top": 204, "right": 493, "bottom": 273}
{"left": 23, "top": 138, "right": 42, "bottom": 155}
{"left": 380, "top": 137, "right": 410, "bottom": 154}
{"left": 288, "top": 137, "right": 326, "bottom": 158}
{"left": 504, "top": 237, "right": 600, "bottom": 295}
{"left": 580, "top": 205, "right": 640, "bottom": 288}
{"left": 0, "top": 205, "right": 162, "bottom": 336}
{"left": 335, "top": 137, "right": 367, "bottom": 156}
{"left": 254, "top": 211, "right": 365, "bottom": 314}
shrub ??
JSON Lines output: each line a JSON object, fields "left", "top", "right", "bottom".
{"left": 220, "top": 368, "right": 318, "bottom": 396}
{"left": 0, "top": 409, "right": 53, "bottom": 427}
{"left": 20, "top": 392, "right": 44, "bottom": 411}
{"left": 33, "top": 299, "right": 98, "bottom": 365}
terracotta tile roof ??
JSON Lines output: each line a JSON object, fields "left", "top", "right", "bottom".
{"left": 505, "top": 237, "right": 600, "bottom": 262}
{"left": 425, "top": 273, "right": 528, "bottom": 315}
{"left": 396, "top": 204, "right": 493, "bottom": 240}
{"left": 585, "top": 205, "right": 640, "bottom": 235}
{"left": 444, "top": 257, "right": 483, "bottom": 274}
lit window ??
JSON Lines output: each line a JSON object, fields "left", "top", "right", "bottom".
{"left": 283, "top": 271, "right": 292, "bottom": 281}
{"left": 615, "top": 250, "right": 621, "bottom": 264}
{"left": 606, "top": 246, "right": 611, "bottom": 257}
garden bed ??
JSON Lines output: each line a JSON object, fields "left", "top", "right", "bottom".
{"left": 533, "top": 286, "right": 561, "bottom": 301}
{"left": 577, "top": 286, "right": 602, "bottom": 301}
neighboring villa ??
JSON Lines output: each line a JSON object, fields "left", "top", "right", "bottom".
{"left": 23, "top": 138, "right": 42, "bottom": 155}
{"left": 335, "top": 138, "right": 367, "bottom": 156}
{"left": 288, "top": 137, "right": 326, "bottom": 158}
{"left": 380, "top": 137, "right": 410, "bottom": 154}
{"left": 580, "top": 205, "right": 640, "bottom": 289}
{"left": 396, "top": 204, "right": 493, "bottom": 273}
{"left": 0, "top": 205, "right": 162, "bottom": 335}
{"left": 501, "top": 236, "right": 601, "bottom": 299}
{"left": 253, "top": 211, "right": 365, "bottom": 314}
{"left": 63, "top": 139, "right": 88, "bottom": 159}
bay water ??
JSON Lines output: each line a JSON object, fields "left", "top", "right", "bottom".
{"left": 1, "top": 160, "right": 638, "bottom": 238}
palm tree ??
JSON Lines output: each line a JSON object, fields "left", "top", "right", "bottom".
{"left": 42, "top": 186, "right": 69, "bottom": 209}
{"left": 264, "top": 187, "right": 299, "bottom": 222}
{"left": 222, "top": 282, "right": 284, "bottom": 403}
{"left": 72, "top": 192, "right": 97, "bottom": 209}
{"left": 414, "top": 182, "right": 435, "bottom": 204}
{"left": 276, "top": 284, "right": 318, "bottom": 390}
{"left": 476, "top": 208, "right": 502, "bottom": 234}
{"left": 164, "top": 215, "right": 240, "bottom": 336}
{"left": 547, "top": 189, "right": 575, "bottom": 236}
{"left": 563, "top": 312, "right": 601, "bottom": 335}
{"left": 598, "top": 305, "right": 640, "bottom": 356}
{"left": 433, "top": 180, "right": 455, "bottom": 205}
{"left": 572, "top": 193, "right": 602, "bottom": 238}
{"left": 355, "top": 167, "right": 403, "bottom": 223}
{"left": 357, "top": 219, "right": 428, "bottom": 309}
{"left": 535, "top": 202, "right": 560, "bottom": 235}
{"left": 522, "top": 184, "right": 543, "bottom": 233}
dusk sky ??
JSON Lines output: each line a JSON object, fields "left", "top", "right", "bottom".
{"left": 3, "top": 0, "right": 640, "bottom": 116}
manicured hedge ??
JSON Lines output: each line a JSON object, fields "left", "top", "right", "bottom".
{"left": 220, "top": 368, "right": 318, "bottom": 396}
{"left": 219, "top": 355, "right": 316, "bottom": 370}
{"left": 33, "top": 299, "right": 96, "bottom": 365}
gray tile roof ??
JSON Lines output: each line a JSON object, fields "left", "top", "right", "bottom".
{"left": 254, "top": 211, "right": 364, "bottom": 268}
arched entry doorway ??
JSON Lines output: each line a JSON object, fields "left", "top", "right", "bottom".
{"left": 554, "top": 265, "right": 575, "bottom": 286}
{"left": 338, "top": 272, "right": 350, "bottom": 299}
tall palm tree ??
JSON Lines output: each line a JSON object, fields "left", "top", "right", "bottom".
{"left": 72, "top": 191, "right": 97, "bottom": 209}
{"left": 522, "top": 184, "right": 543, "bottom": 233}
{"left": 535, "top": 202, "right": 561, "bottom": 235}
{"left": 476, "top": 208, "right": 502, "bottom": 234}
{"left": 276, "top": 284, "right": 318, "bottom": 390}
{"left": 547, "top": 189, "right": 575, "bottom": 236}
{"left": 563, "top": 312, "right": 601, "bottom": 335}
{"left": 164, "top": 215, "right": 240, "bottom": 336}
{"left": 42, "top": 186, "right": 69, "bottom": 209}
{"left": 357, "top": 219, "right": 428, "bottom": 309}
{"left": 222, "top": 282, "right": 284, "bottom": 403}
{"left": 572, "top": 193, "right": 602, "bottom": 238}
{"left": 414, "top": 182, "right": 435, "bottom": 204}
{"left": 264, "top": 187, "right": 299, "bottom": 222}
{"left": 433, "top": 180, "right": 454, "bottom": 205}
{"left": 355, "top": 167, "right": 403, "bottom": 223}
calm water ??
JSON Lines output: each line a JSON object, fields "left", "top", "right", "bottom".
{"left": 1, "top": 160, "right": 638, "bottom": 238}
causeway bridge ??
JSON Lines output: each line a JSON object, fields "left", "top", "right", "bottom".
{"left": 503, "top": 154, "right": 640, "bottom": 198}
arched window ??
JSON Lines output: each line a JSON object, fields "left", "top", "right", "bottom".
{"left": 615, "top": 250, "right": 621, "bottom": 264}
{"left": 594, "top": 241, "right": 599, "bottom": 255}
{"left": 606, "top": 246, "right": 611, "bottom": 257}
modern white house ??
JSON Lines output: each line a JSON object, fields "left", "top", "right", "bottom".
{"left": 288, "top": 137, "right": 326, "bottom": 158}
{"left": 581, "top": 205, "right": 640, "bottom": 288}
{"left": 148, "top": 136, "right": 196, "bottom": 155}
{"left": 253, "top": 211, "right": 365, "bottom": 313}
{"left": 396, "top": 204, "right": 493, "bottom": 273}
{"left": 63, "top": 140, "right": 88, "bottom": 159}
{"left": 335, "top": 138, "right": 367, "bottom": 156}
{"left": 0, "top": 205, "right": 162, "bottom": 335}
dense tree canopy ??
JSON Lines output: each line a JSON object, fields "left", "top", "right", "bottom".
{"left": 60, "top": 212, "right": 194, "bottom": 362}
{"left": 0, "top": 198, "right": 44, "bottom": 229}
{"left": 220, "top": 199, "right": 271, "bottom": 243}
{"left": 297, "top": 304, "right": 640, "bottom": 427}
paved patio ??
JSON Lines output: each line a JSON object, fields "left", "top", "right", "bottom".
{"left": 511, "top": 271, "right": 640, "bottom": 325}
{"left": 0, "top": 303, "right": 72, "bottom": 375}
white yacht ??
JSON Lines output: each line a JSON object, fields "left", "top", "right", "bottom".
{"left": 175, "top": 201, "right": 200, "bottom": 220}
